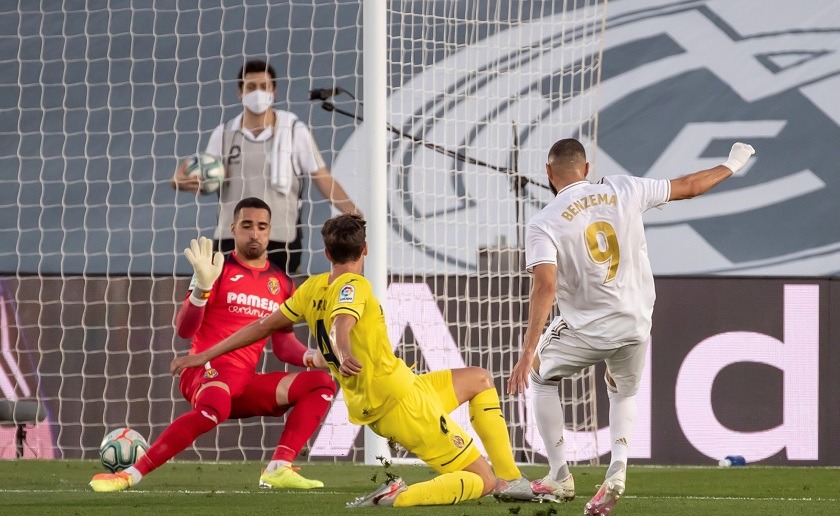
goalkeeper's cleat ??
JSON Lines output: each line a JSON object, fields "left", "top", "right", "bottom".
{"left": 493, "top": 476, "right": 562, "bottom": 503}
{"left": 346, "top": 477, "right": 407, "bottom": 508}
{"left": 259, "top": 466, "right": 324, "bottom": 489}
{"left": 89, "top": 471, "right": 133, "bottom": 492}
{"left": 531, "top": 473, "right": 575, "bottom": 501}
{"left": 584, "top": 465, "right": 626, "bottom": 515}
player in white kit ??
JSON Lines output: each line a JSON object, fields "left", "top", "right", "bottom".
{"left": 507, "top": 138, "right": 755, "bottom": 515}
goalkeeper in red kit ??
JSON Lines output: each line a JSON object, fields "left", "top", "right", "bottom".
{"left": 91, "top": 197, "right": 336, "bottom": 492}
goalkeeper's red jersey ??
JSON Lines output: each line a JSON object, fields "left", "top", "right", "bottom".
{"left": 187, "top": 252, "right": 295, "bottom": 370}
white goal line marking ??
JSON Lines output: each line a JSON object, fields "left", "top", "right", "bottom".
{"left": 0, "top": 489, "right": 836, "bottom": 503}
{"left": 0, "top": 489, "right": 345, "bottom": 495}
{"left": 624, "top": 495, "right": 837, "bottom": 503}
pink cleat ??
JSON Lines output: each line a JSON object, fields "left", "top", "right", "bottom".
{"left": 530, "top": 473, "right": 575, "bottom": 501}
{"left": 584, "top": 467, "right": 625, "bottom": 515}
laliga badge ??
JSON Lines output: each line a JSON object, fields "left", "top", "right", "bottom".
{"left": 203, "top": 368, "right": 218, "bottom": 379}
{"left": 339, "top": 284, "right": 355, "bottom": 303}
{"left": 452, "top": 435, "right": 465, "bottom": 449}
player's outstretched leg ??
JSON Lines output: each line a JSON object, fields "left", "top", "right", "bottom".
{"left": 90, "top": 384, "right": 231, "bottom": 492}
{"left": 348, "top": 469, "right": 488, "bottom": 508}
{"left": 346, "top": 477, "right": 408, "bottom": 508}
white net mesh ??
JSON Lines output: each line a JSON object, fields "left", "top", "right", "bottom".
{"left": 332, "top": 0, "right": 609, "bottom": 464}
{"left": 1, "top": 0, "right": 607, "bottom": 464}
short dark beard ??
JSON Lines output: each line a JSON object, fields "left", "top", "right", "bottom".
{"left": 238, "top": 244, "right": 265, "bottom": 261}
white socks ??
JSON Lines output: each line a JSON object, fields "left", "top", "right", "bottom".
{"left": 123, "top": 466, "right": 143, "bottom": 485}
{"left": 265, "top": 459, "right": 291, "bottom": 473}
{"left": 607, "top": 387, "right": 636, "bottom": 467}
{"left": 530, "top": 377, "right": 570, "bottom": 481}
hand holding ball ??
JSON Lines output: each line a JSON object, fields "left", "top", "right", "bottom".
{"left": 185, "top": 154, "right": 226, "bottom": 194}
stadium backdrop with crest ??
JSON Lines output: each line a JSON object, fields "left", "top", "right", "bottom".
{"left": 1, "top": 0, "right": 839, "bottom": 465}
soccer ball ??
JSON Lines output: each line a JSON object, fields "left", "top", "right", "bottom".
{"left": 99, "top": 427, "right": 149, "bottom": 473}
{"left": 186, "top": 154, "right": 226, "bottom": 194}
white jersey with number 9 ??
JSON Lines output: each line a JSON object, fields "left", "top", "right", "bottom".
{"left": 525, "top": 175, "right": 670, "bottom": 349}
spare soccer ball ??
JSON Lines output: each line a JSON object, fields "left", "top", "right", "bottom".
{"left": 186, "top": 154, "right": 226, "bottom": 194}
{"left": 99, "top": 427, "right": 149, "bottom": 473}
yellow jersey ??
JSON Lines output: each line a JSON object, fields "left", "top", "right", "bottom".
{"left": 279, "top": 272, "right": 415, "bottom": 425}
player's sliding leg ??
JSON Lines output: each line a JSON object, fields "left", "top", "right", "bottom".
{"left": 436, "top": 368, "right": 520, "bottom": 479}
{"left": 527, "top": 370, "right": 575, "bottom": 501}
{"left": 444, "top": 367, "right": 556, "bottom": 502}
{"left": 90, "top": 383, "right": 232, "bottom": 492}
{"left": 348, "top": 374, "right": 492, "bottom": 508}
{"left": 348, "top": 458, "right": 491, "bottom": 508}
{"left": 393, "top": 457, "right": 491, "bottom": 507}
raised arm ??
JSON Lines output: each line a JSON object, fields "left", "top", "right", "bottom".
{"left": 175, "top": 236, "right": 223, "bottom": 339}
{"left": 669, "top": 143, "right": 755, "bottom": 201}
{"left": 507, "top": 262, "right": 557, "bottom": 395}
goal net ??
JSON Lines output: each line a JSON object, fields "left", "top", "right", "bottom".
{"left": 2, "top": 0, "right": 608, "bottom": 465}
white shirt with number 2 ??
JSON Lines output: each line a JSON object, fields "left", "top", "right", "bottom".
{"left": 525, "top": 175, "right": 670, "bottom": 349}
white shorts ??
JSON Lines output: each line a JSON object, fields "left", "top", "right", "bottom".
{"left": 536, "top": 317, "right": 648, "bottom": 397}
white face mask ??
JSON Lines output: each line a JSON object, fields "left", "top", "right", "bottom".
{"left": 242, "top": 90, "right": 274, "bottom": 114}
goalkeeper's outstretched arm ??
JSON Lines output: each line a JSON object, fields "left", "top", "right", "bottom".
{"left": 170, "top": 310, "right": 294, "bottom": 374}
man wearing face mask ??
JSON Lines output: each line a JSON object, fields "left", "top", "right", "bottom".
{"left": 172, "top": 59, "right": 358, "bottom": 275}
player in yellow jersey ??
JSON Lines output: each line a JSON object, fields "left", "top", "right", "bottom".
{"left": 171, "top": 214, "right": 556, "bottom": 507}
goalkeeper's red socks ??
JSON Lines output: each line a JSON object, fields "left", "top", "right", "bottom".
{"left": 267, "top": 371, "right": 335, "bottom": 469}
{"left": 133, "top": 385, "right": 231, "bottom": 479}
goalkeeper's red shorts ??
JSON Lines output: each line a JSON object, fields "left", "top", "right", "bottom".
{"left": 179, "top": 360, "right": 290, "bottom": 419}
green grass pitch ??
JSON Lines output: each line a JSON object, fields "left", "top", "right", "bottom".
{"left": 1, "top": 461, "right": 837, "bottom": 515}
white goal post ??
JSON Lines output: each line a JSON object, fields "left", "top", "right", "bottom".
{"left": 2, "top": 0, "right": 608, "bottom": 465}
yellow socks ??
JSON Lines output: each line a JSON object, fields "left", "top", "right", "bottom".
{"left": 393, "top": 471, "right": 484, "bottom": 506}
{"left": 469, "top": 388, "right": 521, "bottom": 481}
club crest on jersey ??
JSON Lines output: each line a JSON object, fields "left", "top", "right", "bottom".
{"left": 203, "top": 368, "right": 218, "bottom": 379}
{"left": 452, "top": 435, "right": 465, "bottom": 449}
{"left": 267, "top": 277, "right": 280, "bottom": 295}
{"left": 338, "top": 284, "right": 355, "bottom": 303}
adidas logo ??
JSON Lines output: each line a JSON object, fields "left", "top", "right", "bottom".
{"left": 555, "top": 437, "right": 565, "bottom": 447}
{"left": 614, "top": 437, "right": 628, "bottom": 446}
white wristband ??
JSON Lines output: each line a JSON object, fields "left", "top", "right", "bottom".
{"left": 189, "top": 289, "right": 209, "bottom": 307}
{"left": 303, "top": 349, "right": 316, "bottom": 368}
{"left": 721, "top": 159, "right": 743, "bottom": 174}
